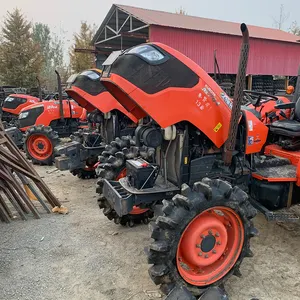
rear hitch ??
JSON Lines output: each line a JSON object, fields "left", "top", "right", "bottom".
{"left": 55, "top": 141, "right": 105, "bottom": 171}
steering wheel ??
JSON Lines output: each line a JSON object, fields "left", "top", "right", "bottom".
{"left": 244, "top": 90, "right": 278, "bottom": 107}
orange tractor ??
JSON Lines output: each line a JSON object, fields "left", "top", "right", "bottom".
{"left": 1, "top": 93, "right": 41, "bottom": 124}
{"left": 6, "top": 71, "right": 87, "bottom": 165}
{"left": 54, "top": 69, "right": 155, "bottom": 179}
{"left": 95, "top": 23, "right": 300, "bottom": 298}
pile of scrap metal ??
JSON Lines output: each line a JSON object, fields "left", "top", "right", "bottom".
{"left": 0, "top": 120, "right": 64, "bottom": 223}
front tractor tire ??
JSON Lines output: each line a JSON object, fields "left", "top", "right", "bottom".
{"left": 96, "top": 135, "right": 155, "bottom": 227}
{"left": 147, "top": 178, "right": 258, "bottom": 297}
{"left": 24, "top": 125, "right": 59, "bottom": 165}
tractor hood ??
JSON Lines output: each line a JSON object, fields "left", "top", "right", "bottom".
{"left": 66, "top": 70, "right": 138, "bottom": 123}
{"left": 101, "top": 43, "right": 233, "bottom": 148}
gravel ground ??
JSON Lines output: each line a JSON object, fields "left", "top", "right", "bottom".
{"left": 1, "top": 165, "right": 300, "bottom": 300}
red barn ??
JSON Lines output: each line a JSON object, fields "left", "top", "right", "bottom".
{"left": 93, "top": 4, "right": 300, "bottom": 85}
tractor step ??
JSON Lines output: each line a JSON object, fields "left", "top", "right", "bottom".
{"left": 250, "top": 198, "right": 299, "bottom": 222}
{"left": 253, "top": 164, "right": 297, "bottom": 181}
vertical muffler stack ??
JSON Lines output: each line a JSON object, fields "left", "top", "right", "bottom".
{"left": 223, "top": 23, "right": 250, "bottom": 165}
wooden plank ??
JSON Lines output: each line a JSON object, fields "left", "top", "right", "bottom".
{"left": 0, "top": 166, "right": 40, "bottom": 219}
{"left": 0, "top": 193, "right": 13, "bottom": 218}
{"left": 1, "top": 187, "right": 27, "bottom": 221}
{"left": 2, "top": 126, "right": 60, "bottom": 207}
{"left": 0, "top": 120, "right": 61, "bottom": 221}
{"left": 0, "top": 154, "right": 38, "bottom": 180}
{"left": 0, "top": 199, "right": 11, "bottom": 223}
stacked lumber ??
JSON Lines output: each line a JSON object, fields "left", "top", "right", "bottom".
{"left": 0, "top": 121, "right": 62, "bottom": 223}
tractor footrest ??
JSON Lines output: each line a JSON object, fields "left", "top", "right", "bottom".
{"left": 103, "top": 180, "right": 134, "bottom": 216}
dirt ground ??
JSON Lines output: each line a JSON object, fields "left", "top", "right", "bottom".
{"left": 1, "top": 165, "right": 300, "bottom": 300}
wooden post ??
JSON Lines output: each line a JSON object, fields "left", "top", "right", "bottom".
{"left": 285, "top": 76, "right": 289, "bottom": 90}
{"left": 247, "top": 75, "right": 253, "bottom": 90}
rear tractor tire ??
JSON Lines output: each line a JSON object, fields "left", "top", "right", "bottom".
{"left": 24, "top": 125, "right": 59, "bottom": 165}
{"left": 96, "top": 135, "right": 155, "bottom": 227}
{"left": 147, "top": 178, "right": 258, "bottom": 297}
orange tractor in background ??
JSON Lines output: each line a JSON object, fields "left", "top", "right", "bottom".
{"left": 94, "top": 23, "right": 300, "bottom": 299}
{"left": 54, "top": 69, "right": 155, "bottom": 179}
{"left": 1, "top": 94, "right": 41, "bottom": 124}
{"left": 5, "top": 71, "right": 87, "bottom": 165}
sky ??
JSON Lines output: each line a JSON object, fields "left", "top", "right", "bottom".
{"left": 1, "top": 0, "right": 299, "bottom": 62}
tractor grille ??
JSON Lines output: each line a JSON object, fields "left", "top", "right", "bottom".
{"left": 19, "top": 106, "right": 44, "bottom": 128}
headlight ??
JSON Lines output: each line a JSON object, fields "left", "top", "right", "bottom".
{"left": 19, "top": 111, "right": 29, "bottom": 119}
{"left": 128, "top": 45, "right": 164, "bottom": 62}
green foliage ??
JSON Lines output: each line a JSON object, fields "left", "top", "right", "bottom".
{"left": 69, "top": 21, "right": 96, "bottom": 73}
{"left": 0, "top": 9, "right": 43, "bottom": 88}
{"left": 32, "top": 23, "right": 66, "bottom": 91}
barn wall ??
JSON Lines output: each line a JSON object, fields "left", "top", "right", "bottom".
{"left": 150, "top": 25, "right": 300, "bottom": 76}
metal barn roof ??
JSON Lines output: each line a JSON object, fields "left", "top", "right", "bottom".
{"left": 93, "top": 4, "right": 300, "bottom": 76}
{"left": 93, "top": 4, "right": 300, "bottom": 45}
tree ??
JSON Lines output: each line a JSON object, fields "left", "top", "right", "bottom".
{"left": 272, "top": 4, "right": 289, "bottom": 30}
{"left": 0, "top": 9, "right": 43, "bottom": 87}
{"left": 176, "top": 6, "right": 188, "bottom": 15}
{"left": 69, "top": 21, "right": 96, "bottom": 73}
{"left": 32, "top": 23, "right": 67, "bottom": 91}
{"left": 289, "top": 21, "right": 300, "bottom": 36}
{"left": 33, "top": 23, "right": 53, "bottom": 86}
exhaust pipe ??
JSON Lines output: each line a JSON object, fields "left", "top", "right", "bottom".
{"left": 223, "top": 23, "right": 250, "bottom": 165}
{"left": 55, "top": 70, "right": 64, "bottom": 121}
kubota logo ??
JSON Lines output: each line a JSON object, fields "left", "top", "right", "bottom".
{"left": 47, "top": 105, "right": 58, "bottom": 109}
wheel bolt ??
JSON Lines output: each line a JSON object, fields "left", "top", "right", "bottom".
{"left": 196, "top": 244, "right": 201, "bottom": 248}
{"left": 198, "top": 252, "right": 203, "bottom": 256}
{"left": 201, "top": 234, "right": 205, "bottom": 239}
{"left": 208, "top": 230, "right": 213, "bottom": 235}
{"left": 204, "top": 254, "right": 209, "bottom": 258}
{"left": 215, "top": 232, "right": 220, "bottom": 237}
{"left": 212, "top": 250, "right": 217, "bottom": 254}
{"left": 217, "top": 241, "right": 221, "bottom": 246}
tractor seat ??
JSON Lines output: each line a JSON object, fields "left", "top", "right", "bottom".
{"left": 269, "top": 120, "right": 300, "bottom": 136}
{"left": 269, "top": 97, "right": 300, "bottom": 137}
